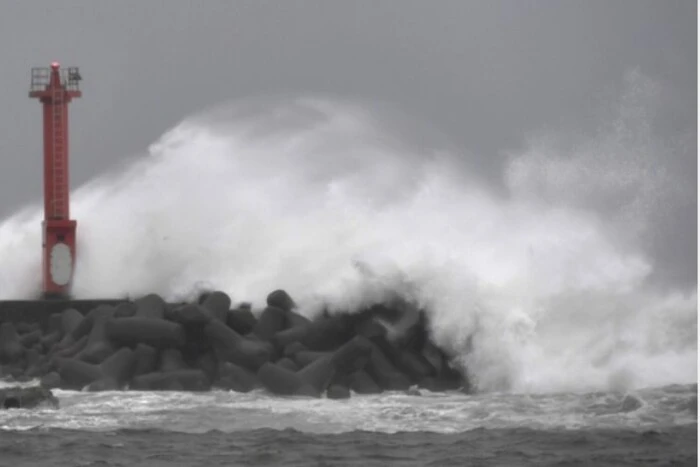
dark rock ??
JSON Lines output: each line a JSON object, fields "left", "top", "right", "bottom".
{"left": 418, "top": 374, "right": 461, "bottom": 392}
{"left": 286, "top": 310, "right": 311, "bottom": 329}
{"left": 437, "top": 363, "right": 465, "bottom": 391}
{"left": 26, "top": 360, "right": 51, "bottom": 378}
{"left": 132, "top": 344, "right": 159, "bottom": 377}
{"left": 296, "top": 384, "right": 320, "bottom": 398}
{"left": 165, "top": 303, "right": 212, "bottom": 327}
{"left": 420, "top": 340, "right": 445, "bottom": 376}
{"left": 283, "top": 341, "right": 307, "bottom": 358}
{"left": 129, "top": 372, "right": 165, "bottom": 390}
{"left": 0, "top": 386, "right": 59, "bottom": 409}
{"left": 330, "top": 371, "right": 349, "bottom": 387}
{"left": 133, "top": 294, "right": 167, "bottom": 320}
{"left": 253, "top": 306, "right": 287, "bottom": 340}
{"left": 297, "top": 354, "right": 335, "bottom": 394}
{"left": 197, "top": 291, "right": 211, "bottom": 305}
{"left": 172, "top": 369, "right": 211, "bottom": 391}
{"left": 266, "top": 289, "right": 296, "bottom": 312}
{"left": 40, "top": 371, "right": 61, "bottom": 389}
{"left": 276, "top": 357, "right": 298, "bottom": 372}
{"left": 200, "top": 291, "right": 231, "bottom": 322}
{"left": 40, "top": 332, "right": 61, "bottom": 353}
{"left": 417, "top": 377, "right": 440, "bottom": 392}
{"left": 179, "top": 324, "right": 212, "bottom": 359}
{"left": 76, "top": 305, "right": 116, "bottom": 363}
{"left": 257, "top": 362, "right": 305, "bottom": 396}
{"left": 0, "top": 323, "right": 24, "bottom": 364}
{"left": 365, "top": 342, "right": 411, "bottom": 391}
{"left": 165, "top": 380, "right": 185, "bottom": 391}
{"left": 0, "top": 290, "right": 473, "bottom": 395}
{"left": 347, "top": 370, "right": 382, "bottom": 394}
{"left": 204, "top": 319, "right": 272, "bottom": 371}
{"left": 159, "top": 349, "right": 188, "bottom": 372}
{"left": 52, "top": 334, "right": 88, "bottom": 360}
{"left": 105, "top": 317, "right": 186, "bottom": 349}
{"left": 375, "top": 339, "right": 433, "bottom": 383}
{"left": 61, "top": 308, "right": 85, "bottom": 337}
{"left": 327, "top": 384, "right": 351, "bottom": 400}
{"left": 405, "top": 386, "right": 422, "bottom": 396}
{"left": 16, "top": 322, "right": 41, "bottom": 335}
{"left": 0, "top": 365, "right": 18, "bottom": 379}
{"left": 113, "top": 302, "right": 137, "bottom": 318}
{"left": 78, "top": 340, "right": 115, "bottom": 365}
{"left": 194, "top": 351, "right": 217, "bottom": 383}
{"left": 100, "top": 347, "right": 136, "bottom": 385}
{"left": 226, "top": 308, "right": 257, "bottom": 335}
{"left": 19, "top": 329, "right": 43, "bottom": 349}
{"left": 12, "top": 374, "right": 33, "bottom": 383}
{"left": 69, "top": 308, "right": 95, "bottom": 341}
{"left": 24, "top": 348, "right": 41, "bottom": 369}
{"left": 85, "top": 378, "right": 120, "bottom": 392}
{"left": 273, "top": 325, "right": 309, "bottom": 350}
{"left": 401, "top": 310, "right": 430, "bottom": 351}
{"left": 56, "top": 358, "right": 103, "bottom": 389}
{"left": 7, "top": 367, "right": 27, "bottom": 379}
{"left": 294, "top": 351, "right": 333, "bottom": 369}
{"left": 47, "top": 313, "right": 63, "bottom": 335}
{"left": 216, "top": 362, "right": 260, "bottom": 393}
{"left": 245, "top": 330, "right": 268, "bottom": 343}
{"left": 330, "top": 335, "right": 373, "bottom": 374}
{"left": 354, "top": 318, "right": 387, "bottom": 341}
{"left": 301, "top": 316, "right": 354, "bottom": 351}
{"left": 363, "top": 303, "right": 403, "bottom": 323}
{"left": 50, "top": 332, "right": 75, "bottom": 353}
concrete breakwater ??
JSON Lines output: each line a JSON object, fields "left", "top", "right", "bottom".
{"left": 0, "top": 290, "right": 467, "bottom": 398}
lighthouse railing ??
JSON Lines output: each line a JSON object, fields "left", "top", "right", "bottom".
{"left": 30, "top": 67, "right": 82, "bottom": 93}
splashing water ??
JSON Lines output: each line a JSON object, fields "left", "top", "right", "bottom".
{"left": 0, "top": 74, "right": 695, "bottom": 394}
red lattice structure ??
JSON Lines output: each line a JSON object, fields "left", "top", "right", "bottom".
{"left": 29, "top": 62, "right": 82, "bottom": 298}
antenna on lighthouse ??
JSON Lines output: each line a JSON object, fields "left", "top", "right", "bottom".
{"left": 29, "top": 61, "right": 82, "bottom": 299}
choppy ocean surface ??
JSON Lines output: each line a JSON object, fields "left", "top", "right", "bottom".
{"left": 0, "top": 383, "right": 696, "bottom": 466}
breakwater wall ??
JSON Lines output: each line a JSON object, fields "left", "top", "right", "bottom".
{"left": 0, "top": 290, "right": 468, "bottom": 398}
{"left": 0, "top": 300, "right": 126, "bottom": 330}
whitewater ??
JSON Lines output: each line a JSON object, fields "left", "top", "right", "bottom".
{"left": 0, "top": 73, "right": 696, "bottom": 398}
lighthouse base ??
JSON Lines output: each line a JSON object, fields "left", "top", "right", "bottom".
{"left": 42, "top": 219, "right": 77, "bottom": 298}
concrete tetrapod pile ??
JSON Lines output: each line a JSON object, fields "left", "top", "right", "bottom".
{"left": 0, "top": 290, "right": 468, "bottom": 399}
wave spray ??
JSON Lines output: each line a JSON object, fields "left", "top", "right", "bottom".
{"left": 0, "top": 73, "right": 695, "bottom": 393}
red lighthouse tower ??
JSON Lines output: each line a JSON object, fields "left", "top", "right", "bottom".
{"left": 29, "top": 62, "right": 82, "bottom": 299}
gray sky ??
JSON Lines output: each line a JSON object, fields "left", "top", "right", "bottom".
{"left": 0, "top": 0, "right": 696, "bottom": 286}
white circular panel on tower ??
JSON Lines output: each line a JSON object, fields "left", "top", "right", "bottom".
{"left": 50, "top": 242, "right": 73, "bottom": 286}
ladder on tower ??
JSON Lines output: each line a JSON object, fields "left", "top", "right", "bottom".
{"left": 51, "top": 84, "right": 65, "bottom": 219}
